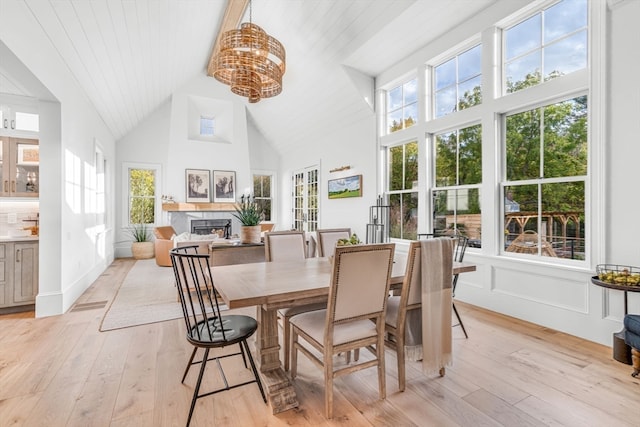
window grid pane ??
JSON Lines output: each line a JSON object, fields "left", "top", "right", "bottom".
{"left": 504, "top": 0, "right": 587, "bottom": 94}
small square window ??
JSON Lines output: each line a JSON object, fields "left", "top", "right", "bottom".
{"left": 200, "top": 116, "right": 215, "bottom": 136}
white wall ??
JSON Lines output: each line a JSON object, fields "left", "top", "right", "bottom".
{"left": 115, "top": 73, "right": 280, "bottom": 255}
{"left": 279, "top": 112, "right": 377, "bottom": 239}
{"left": 607, "top": 0, "right": 640, "bottom": 313}
{"left": 1, "top": 2, "right": 117, "bottom": 316}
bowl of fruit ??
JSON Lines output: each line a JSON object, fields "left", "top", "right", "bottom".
{"left": 596, "top": 264, "right": 640, "bottom": 286}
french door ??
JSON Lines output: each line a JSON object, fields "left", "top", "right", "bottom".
{"left": 291, "top": 166, "right": 319, "bottom": 232}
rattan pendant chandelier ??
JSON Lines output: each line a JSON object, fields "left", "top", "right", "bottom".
{"left": 210, "top": 0, "right": 286, "bottom": 103}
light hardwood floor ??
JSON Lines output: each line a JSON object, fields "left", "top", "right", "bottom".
{"left": 0, "top": 258, "right": 638, "bottom": 427}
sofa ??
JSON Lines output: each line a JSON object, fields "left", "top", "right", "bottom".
{"left": 154, "top": 226, "right": 222, "bottom": 267}
{"left": 624, "top": 314, "right": 640, "bottom": 378}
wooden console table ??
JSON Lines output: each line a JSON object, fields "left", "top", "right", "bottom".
{"left": 209, "top": 242, "right": 265, "bottom": 266}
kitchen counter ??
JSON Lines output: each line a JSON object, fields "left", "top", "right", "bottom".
{"left": 0, "top": 236, "right": 39, "bottom": 242}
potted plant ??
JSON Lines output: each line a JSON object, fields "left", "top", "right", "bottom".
{"left": 127, "top": 223, "right": 154, "bottom": 259}
{"left": 232, "top": 195, "right": 262, "bottom": 244}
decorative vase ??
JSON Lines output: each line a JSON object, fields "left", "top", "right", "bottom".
{"left": 240, "top": 225, "right": 261, "bottom": 244}
{"left": 131, "top": 241, "right": 154, "bottom": 259}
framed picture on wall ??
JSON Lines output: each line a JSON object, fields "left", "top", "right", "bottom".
{"left": 328, "top": 174, "right": 363, "bottom": 199}
{"left": 185, "top": 169, "right": 211, "bottom": 202}
{"left": 213, "top": 170, "right": 236, "bottom": 202}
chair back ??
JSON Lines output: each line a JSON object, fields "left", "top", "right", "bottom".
{"left": 327, "top": 243, "right": 395, "bottom": 324}
{"left": 264, "top": 230, "right": 307, "bottom": 262}
{"left": 170, "top": 245, "right": 227, "bottom": 344}
{"left": 316, "top": 228, "right": 351, "bottom": 257}
{"left": 418, "top": 233, "right": 468, "bottom": 262}
{"left": 403, "top": 241, "right": 423, "bottom": 307}
{"left": 451, "top": 235, "right": 468, "bottom": 293}
{"left": 453, "top": 235, "right": 468, "bottom": 263}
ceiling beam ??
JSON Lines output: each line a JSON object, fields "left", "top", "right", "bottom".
{"left": 206, "top": 0, "right": 249, "bottom": 77}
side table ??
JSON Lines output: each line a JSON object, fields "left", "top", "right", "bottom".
{"left": 209, "top": 242, "right": 265, "bottom": 266}
{"left": 591, "top": 276, "right": 640, "bottom": 365}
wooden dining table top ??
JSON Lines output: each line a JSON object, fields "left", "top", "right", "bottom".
{"left": 212, "top": 256, "right": 476, "bottom": 310}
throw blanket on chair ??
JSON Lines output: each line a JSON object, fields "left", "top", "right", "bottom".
{"left": 403, "top": 238, "right": 454, "bottom": 375}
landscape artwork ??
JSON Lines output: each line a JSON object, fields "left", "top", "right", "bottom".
{"left": 213, "top": 170, "right": 236, "bottom": 202}
{"left": 328, "top": 175, "right": 362, "bottom": 199}
{"left": 185, "top": 169, "right": 210, "bottom": 202}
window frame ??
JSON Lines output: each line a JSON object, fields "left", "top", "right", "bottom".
{"left": 384, "top": 76, "right": 419, "bottom": 135}
{"left": 376, "top": 0, "right": 602, "bottom": 268}
{"left": 252, "top": 170, "right": 277, "bottom": 223}
{"left": 385, "top": 140, "right": 420, "bottom": 241}
{"left": 501, "top": 0, "right": 588, "bottom": 95}
{"left": 432, "top": 43, "right": 483, "bottom": 119}
{"left": 430, "top": 122, "right": 483, "bottom": 240}
{"left": 500, "top": 92, "right": 588, "bottom": 261}
{"left": 121, "top": 162, "right": 161, "bottom": 228}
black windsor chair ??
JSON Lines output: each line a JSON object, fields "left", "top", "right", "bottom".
{"left": 170, "top": 246, "right": 266, "bottom": 427}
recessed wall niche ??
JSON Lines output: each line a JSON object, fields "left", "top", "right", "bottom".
{"left": 187, "top": 95, "right": 233, "bottom": 143}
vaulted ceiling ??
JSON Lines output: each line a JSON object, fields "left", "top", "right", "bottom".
{"left": 0, "top": 0, "right": 498, "bottom": 154}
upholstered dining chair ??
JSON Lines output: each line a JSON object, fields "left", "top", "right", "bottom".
{"left": 170, "top": 246, "right": 266, "bottom": 427}
{"left": 289, "top": 243, "right": 395, "bottom": 419}
{"left": 316, "top": 228, "right": 351, "bottom": 258}
{"left": 417, "top": 233, "right": 469, "bottom": 338}
{"left": 264, "top": 230, "right": 326, "bottom": 371}
{"left": 264, "top": 230, "right": 307, "bottom": 261}
{"left": 384, "top": 241, "right": 421, "bottom": 392}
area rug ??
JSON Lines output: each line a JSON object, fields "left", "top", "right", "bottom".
{"left": 99, "top": 259, "right": 225, "bottom": 331}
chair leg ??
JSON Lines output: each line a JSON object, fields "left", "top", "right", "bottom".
{"left": 324, "top": 350, "right": 334, "bottom": 419}
{"left": 186, "top": 347, "right": 209, "bottom": 427}
{"left": 182, "top": 347, "right": 198, "bottom": 383}
{"left": 377, "top": 335, "right": 386, "bottom": 401}
{"left": 396, "top": 332, "right": 406, "bottom": 392}
{"left": 239, "top": 342, "right": 248, "bottom": 369}
{"left": 291, "top": 327, "right": 298, "bottom": 379}
{"left": 283, "top": 315, "right": 291, "bottom": 371}
{"left": 242, "top": 340, "right": 267, "bottom": 403}
{"left": 452, "top": 302, "right": 468, "bottom": 338}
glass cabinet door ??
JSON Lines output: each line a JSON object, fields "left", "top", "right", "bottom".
{"left": 13, "top": 141, "right": 39, "bottom": 196}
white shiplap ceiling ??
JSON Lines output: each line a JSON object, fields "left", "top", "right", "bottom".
{"left": 1, "top": 0, "right": 498, "bottom": 154}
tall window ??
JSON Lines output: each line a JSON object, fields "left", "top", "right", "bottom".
{"left": 127, "top": 167, "right": 156, "bottom": 225}
{"left": 253, "top": 173, "right": 273, "bottom": 221}
{"left": 387, "top": 78, "right": 418, "bottom": 133}
{"left": 387, "top": 141, "right": 418, "bottom": 240}
{"left": 292, "top": 166, "right": 318, "bottom": 232}
{"left": 504, "top": 0, "right": 587, "bottom": 93}
{"left": 503, "top": 96, "right": 587, "bottom": 259}
{"left": 434, "top": 44, "right": 482, "bottom": 118}
{"left": 433, "top": 124, "right": 482, "bottom": 240}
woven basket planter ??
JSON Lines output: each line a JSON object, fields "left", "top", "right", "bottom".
{"left": 240, "top": 225, "right": 261, "bottom": 244}
{"left": 131, "top": 241, "right": 154, "bottom": 259}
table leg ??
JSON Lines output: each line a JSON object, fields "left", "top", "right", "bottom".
{"left": 255, "top": 305, "right": 299, "bottom": 414}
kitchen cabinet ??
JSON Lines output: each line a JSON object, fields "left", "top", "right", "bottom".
{"left": 0, "top": 102, "right": 39, "bottom": 135}
{"left": 0, "top": 137, "right": 39, "bottom": 197}
{"left": 0, "top": 240, "right": 39, "bottom": 309}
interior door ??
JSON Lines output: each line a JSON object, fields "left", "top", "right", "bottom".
{"left": 291, "top": 166, "right": 319, "bottom": 232}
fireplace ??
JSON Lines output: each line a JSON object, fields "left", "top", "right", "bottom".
{"left": 190, "top": 219, "right": 232, "bottom": 238}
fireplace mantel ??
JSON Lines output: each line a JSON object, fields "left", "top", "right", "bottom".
{"left": 162, "top": 202, "right": 237, "bottom": 212}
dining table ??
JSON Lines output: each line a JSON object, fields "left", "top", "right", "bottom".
{"left": 211, "top": 255, "right": 476, "bottom": 414}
